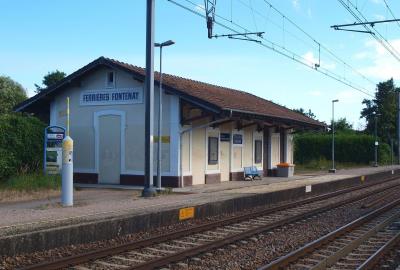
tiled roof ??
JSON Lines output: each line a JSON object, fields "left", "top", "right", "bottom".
{"left": 14, "top": 57, "right": 324, "bottom": 128}
{"left": 106, "top": 58, "right": 324, "bottom": 127}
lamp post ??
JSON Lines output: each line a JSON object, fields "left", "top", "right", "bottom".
{"left": 155, "top": 40, "right": 175, "bottom": 191}
{"left": 373, "top": 113, "right": 381, "bottom": 167}
{"left": 329, "top": 99, "right": 339, "bottom": 173}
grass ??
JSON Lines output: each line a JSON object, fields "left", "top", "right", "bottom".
{"left": 0, "top": 173, "right": 61, "bottom": 192}
{"left": 295, "top": 158, "right": 371, "bottom": 174}
{"left": 0, "top": 173, "right": 61, "bottom": 203}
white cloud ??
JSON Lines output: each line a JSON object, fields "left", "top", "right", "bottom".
{"left": 292, "top": 0, "right": 300, "bottom": 10}
{"left": 302, "top": 51, "right": 336, "bottom": 70}
{"left": 357, "top": 39, "right": 400, "bottom": 80}
{"left": 336, "top": 89, "right": 364, "bottom": 104}
{"left": 353, "top": 51, "right": 369, "bottom": 60}
{"left": 373, "top": 14, "right": 385, "bottom": 20}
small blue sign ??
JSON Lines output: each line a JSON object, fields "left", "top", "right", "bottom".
{"left": 220, "top": 133, "right": 231, "bottom": 142}
{"left": 233, "top": 134, "right": 243, "bottom": 144}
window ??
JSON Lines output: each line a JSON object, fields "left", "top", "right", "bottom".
{"left": 208, "top": 137, "right": 219, "bottom": 165}
{"left": 254, "top": 139, "right": 262, "bottom": 164}
{"left": 106, "top": 71, "right": 115, "bottom": 88}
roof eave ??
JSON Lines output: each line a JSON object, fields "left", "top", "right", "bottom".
{"left": 223, "top": 108, "right": 325, "bottom": 130}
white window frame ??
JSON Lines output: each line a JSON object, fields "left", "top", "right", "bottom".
{"left": 252, "top": 130, "right": 263, "bottom": 170}
{"left": 205, "top": 127, "right": 220, "bottom": 174}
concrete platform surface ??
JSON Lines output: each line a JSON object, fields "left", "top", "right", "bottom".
{"left": 0, "top": 166, "right": 398, "bottom": 232}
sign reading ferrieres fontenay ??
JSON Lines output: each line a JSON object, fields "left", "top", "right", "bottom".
{"left": 80, "top": 88, "right": 143, "bottom": 106}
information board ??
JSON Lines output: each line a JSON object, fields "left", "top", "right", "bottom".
{"left": 232, "top": 134, "right": 243, "bottom": 145}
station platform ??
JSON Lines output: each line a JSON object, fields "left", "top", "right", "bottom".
{"left": 1, "top": 165, "right": 399, "bottom": 256}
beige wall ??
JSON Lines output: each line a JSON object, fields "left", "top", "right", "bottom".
{"left": 52, "top": 66, "right": 176, "bottom": 177}
{"left": 287, "top": 133, "right": 294, "bottom": 164}
{"left": 181, "top": 128, "right": 191, "bottom": 175}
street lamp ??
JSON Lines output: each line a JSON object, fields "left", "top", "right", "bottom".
{"left": 329, "top": 99, "right": 339, "bottom": 173}
{"left": 155, "top": 40, "right": 175, "bottom": 191}
{"left": 373, "top": 112, "right": 381, "bottom": 167}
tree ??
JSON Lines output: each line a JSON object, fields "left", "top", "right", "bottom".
{"left": 294, "top": 108, "right": 317, "bottom": 119}
{"left": 0, "top": 76, "right": 27, "bottom": 114}
{"left": 360, "top": 79, "right": 398, "bottom": 143}
{"left": 35, "top": 70, "right": 66, "bottom": 93}
{"left": 333, "top": 117, "right": 353, "bottom": 133}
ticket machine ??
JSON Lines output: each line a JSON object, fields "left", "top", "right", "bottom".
{"left": 44, "top": 126, "right": 65, "bottom": 174}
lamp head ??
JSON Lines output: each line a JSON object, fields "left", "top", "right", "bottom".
{"left": 332, "top": 99, "right": 339, "bottom": 103}
{"left": 155, "top": 40, "right": 175, "bottom": 47}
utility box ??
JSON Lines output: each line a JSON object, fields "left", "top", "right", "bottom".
{"left": 277, "top": 163, "right": 295, "bottom": 177}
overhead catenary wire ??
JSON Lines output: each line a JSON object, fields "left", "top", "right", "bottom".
{"left": 383, "top": 0, "right": 400, "bottom": 30}
{"left": 167, "top": 0, "right": 375, "bottom": 97}
{"left": 337, "top": 0, "right": 400, "bottom": 63}
{"left": 237, "top": 0, "right": 376, "bottom": 86}
{"left": 201, "top": 0, "right": 376, "bottom": 90}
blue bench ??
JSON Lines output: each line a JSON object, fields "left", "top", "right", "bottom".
{"left": 244, "top": 166, "right": 262, "bottom": 181}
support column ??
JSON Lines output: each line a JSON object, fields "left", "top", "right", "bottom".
{"left": 142, "top": 0, "right": 156, "bottom": 197}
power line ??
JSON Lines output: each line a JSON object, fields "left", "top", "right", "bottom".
{"left": 167, "top": 0, "right": 374, "bottom": 97}
{"left": 238, "top": 0, "right": 376, "bottom": 86}
{"left": 383, "top": 0, "right": 400, "bottom": 30}
{"left": 337, "top": 0, "right": 400, "bottom": 62}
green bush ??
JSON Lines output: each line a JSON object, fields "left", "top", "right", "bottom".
{"left": 0, "top": 114, "right": 46, "bottom": 182}
{"left": 294, "top": 132, "right": 392, "bottom": 165}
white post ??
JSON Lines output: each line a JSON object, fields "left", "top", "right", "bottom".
{"left": 62, "top": 97, "right": 73, "bottom": 206}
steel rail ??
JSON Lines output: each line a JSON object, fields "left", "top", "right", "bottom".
{"left": 357, "top": 230, "right": 400, "bottom": 270}
{"left": 258, "top": 198, "right": 400, "bottom": 270}
{"left": 20, "top": 176, "right": 400, "bottom": 270}
{"left": 125, "top": 186, "right": 400, "bottom": 270}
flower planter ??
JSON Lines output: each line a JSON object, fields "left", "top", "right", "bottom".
{"left": 277, "top": 163, "right": 295, "bottom": 177}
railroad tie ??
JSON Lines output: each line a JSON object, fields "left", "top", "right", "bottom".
{"left": 145, "top": 247, "right": 176, "bottom": 254}
{"left": 173, "top": 240, "right": 202, "bottom": 246}
{"left": 73, "top": 266, "right": 91, "bottom": 270}
{"left": 159, "top": 243, "right": 187, "bottom": 249}
{"left": 128, "top": 251, "right": 161, "bottom": 258}
{"left": 112, "top": 256, "right": 145, "bottom": 263}
{"left": 95, "top": 260, "right": 129, "bottom": 268}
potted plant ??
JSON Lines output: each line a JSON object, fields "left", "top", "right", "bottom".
{"left": 276, "top": 162, "right": 295, "bottom": 177}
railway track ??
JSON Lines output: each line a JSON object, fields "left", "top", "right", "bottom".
{"left": 259, "top": 198, "right": 400, "bottom": 270}
{"left": 20, "top": 178, "right": 400, "bottom": 270}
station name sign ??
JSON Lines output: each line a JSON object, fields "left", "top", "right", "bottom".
{"left": 80, "top": 88, "right": 143, "bottom": 106}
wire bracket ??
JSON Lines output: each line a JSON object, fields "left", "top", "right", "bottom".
{"left": 213, "top": 32, "right": 265, "bottom": 43}
{"left": 204, "top": 0, "right": 217, "bottom": 39}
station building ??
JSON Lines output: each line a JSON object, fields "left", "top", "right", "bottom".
{"left": 15, "top": 57, "right": 324, "bottom": 187}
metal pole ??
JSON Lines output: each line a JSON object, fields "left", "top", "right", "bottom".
{"left": 62, "top": 97, "right": 73, "bottom": 206}
{"left": 156, "top": 46, "right": 163, "bottom": 191}
{"left": 398, "top": 91, "right": 400, "bottom": 164}
{"left": 374, "top": 115, "right": 378, "bottom": 167}
{"left": 142, "top": 0, "right": 156, "bottom": 197}
{"left": 329, "top": 99, "right": 338, "bottom": 173}
{"left": 391, "top": 138, "right": 394, "bottom": 166}
{"left": 332, "top": 101, "right": 335, "bottom": 171}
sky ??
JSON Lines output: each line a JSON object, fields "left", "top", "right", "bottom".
{"left": 1, "top": 0, "right": 400, "bottom": 128}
